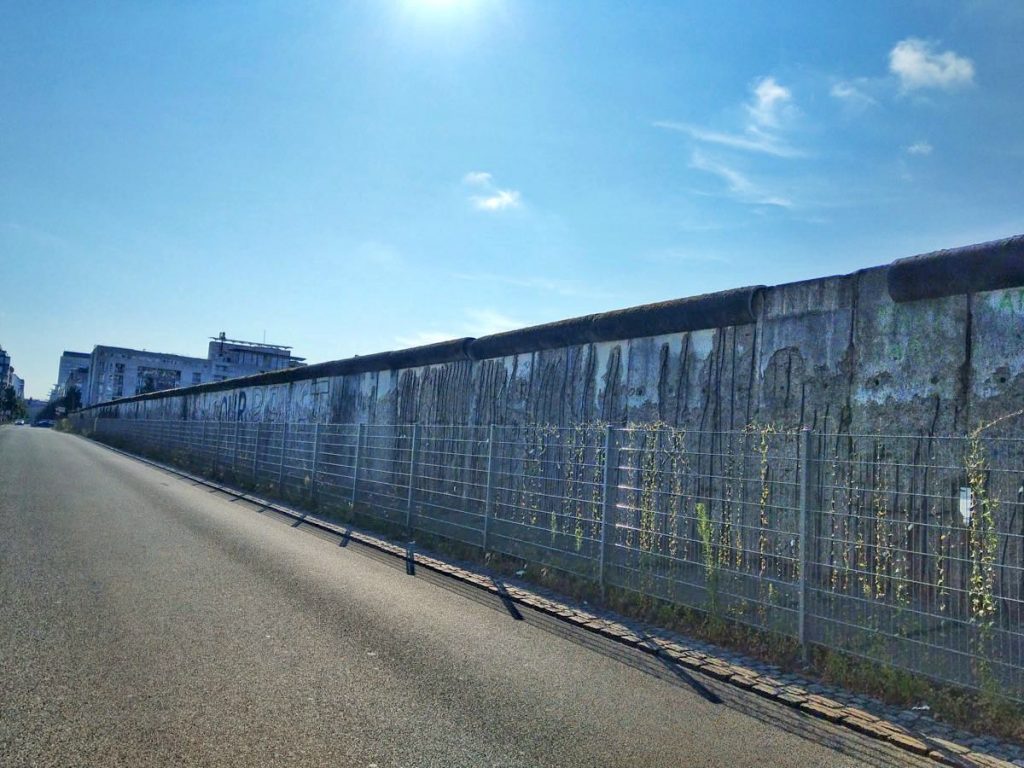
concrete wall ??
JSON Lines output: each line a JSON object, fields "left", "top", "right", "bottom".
{"left": 79, "top": 235, "right": 1024, "bottom": 442}
{"left": 72, "top": 235, "right": 1024, "bottom": 687}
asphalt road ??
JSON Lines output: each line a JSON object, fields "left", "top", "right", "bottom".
{"left": 0, "top": 426, "right": 930, "bottom": 767}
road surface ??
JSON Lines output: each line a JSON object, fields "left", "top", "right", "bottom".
{"left": 0, "top": 426, "right": 929, "bottom": 767}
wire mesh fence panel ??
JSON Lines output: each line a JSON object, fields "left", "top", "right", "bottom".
{"left": 605, "top": 426, "right": 802, "bottom": 637}
{"left": 410, "top": 424, "right": 489, "bottom": 548}
{"left": 359, "top": 425, "right": 414, "bottom": 527}
{"left": 280, "top": 422, "right": 317, "bottom": 500}
{"left": 68, "top": 412, "right": 1024, "bottom": 702}
{"left": 314, "top": 424, "right": 360, "bottom": 506}
{"left": 809, "top": 431, "right": 1024, "bottom": 697}
{"left": 486, "top": 424, "right": 606, "bottom": 580}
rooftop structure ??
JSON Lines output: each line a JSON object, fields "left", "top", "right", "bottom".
{"left": 81, "top": 334, "right": 304, "bottom": 406}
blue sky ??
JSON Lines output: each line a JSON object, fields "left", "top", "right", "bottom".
{"left": 2, "top": 1, "right": 1023, "bottom": 399}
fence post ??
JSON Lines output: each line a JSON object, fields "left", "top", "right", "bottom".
{"left": 215, "top": 420, "right": 223, "bottom": 476}
{"left": 599, "top": 424, "right": 619, "bottom": 599}
{"left": 278, "top": 421, "right": 289, "bottom": 497}
{"left": 233, "top": 419, "right": 240, "bottom": 474}
{"left": 310, "top": 422, "right": 321, "bottom": 503}
{"left": 252, "top": 422, "right": 261, "bottom": 481}
{"left": 483, "top": 423, "right": 496, "bottom": 551}
{"left": 406, "top": 424, "right": 420, "bottom": 536}
{"left": 798, "top": 427, "right": 816, "bottom": 662}
{"left": 201, "top": 421, "right": 208, "bottom": 472}
{"left": 352, "top": 423, "right": 365, "bottom": 505}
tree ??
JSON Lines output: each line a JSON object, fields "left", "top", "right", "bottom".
{"left": 1, "top": 385, "right": 26, "bottom": 422}
{"left": 35, "top": 386, "right": 80, "bottom": 422}
{"left": 65, "top": 386, "right": 82, "bottom": 412}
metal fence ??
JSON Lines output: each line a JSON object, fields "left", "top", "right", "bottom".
{"left": 72, "top": 415, "right": 1024, "bottom": 702}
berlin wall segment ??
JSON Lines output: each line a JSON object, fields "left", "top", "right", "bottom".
{"left": 71, "top": 234, "right": 1024, "bottom": 704}
{"left": 79, "top": 234, "right": 1024, "bottom": 441}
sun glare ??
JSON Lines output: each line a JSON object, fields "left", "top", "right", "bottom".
{"left": 410, "top": 0, "right": 470, "bottom": 11}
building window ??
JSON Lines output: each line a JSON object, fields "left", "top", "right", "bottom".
{"left": 192, "top": 372, "right": 202, "bottom": 385}
{"left": 135, "top": 367, "right": 181, "bottom": 395}
{"left": 112, "top": 363, "right": 125, "bottom": 398}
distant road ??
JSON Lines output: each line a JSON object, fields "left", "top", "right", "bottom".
{"left": 0, "top": 427, "right": 927, "bottom": 767}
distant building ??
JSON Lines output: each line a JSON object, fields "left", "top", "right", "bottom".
{"left": 53, "top": 350, "right": 91, "bottom": 401}
{"left": 81, "top": 333, "right": 304, "bottom": 406}
{"left": 1, "top": 346, "right": 18, "bottom": 421}
{"left": 205, "top": 333, "right": 303, "bottom": 382}
{"left": 12, "top": 373, "right": 24, "bottom": 399}
{"left": 0, "top": 347, "right": 11, "bottom": 389}
{"left": 25, "top": 398, "right": 48, "bottom": 421}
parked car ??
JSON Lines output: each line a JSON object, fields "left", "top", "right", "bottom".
{"left": 15, "top": 419, "right": 26, "bottom": 425}
{"left": 33, "top": 419, "right": 54, "bottom": 428}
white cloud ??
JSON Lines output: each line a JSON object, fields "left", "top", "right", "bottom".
{"left": 654, "top": 121, "right": 803, "bottom": 158}
{"left": 473, "top": 189, "right": 521, "bottom": 211}
{"left": 830, "top": 80, "right": 878, "bottom": 110}
{"left": 656, "top": 75, "right": 802, "bottom": 158}
{"left": 747, "top": 76, "right": 792, "bottom": 129}
{"left": 462, "top": 171, "right": 522, "bottom": 212}
{"left": 465, "top": 308, "right": 525, "bottom": 335}
{"left": 452, "top": 272, "right": 608, "bottom": 298}
{"left": 462, "top": 171, "right": 492, "bottom": 186}
{"left": 907, "top": 141, "right": 933, "bottom": 156}
{"left": 394, "top": 331, "right": 456, "bottom": 348}
{"left": 889, "top": 38, "right": 975, "bottom": 91}
{"left": 689, "top": 150, "right": 793, "bottom": 208}
{"left": 394, "top": 308, "right": 527, "bottom": 348}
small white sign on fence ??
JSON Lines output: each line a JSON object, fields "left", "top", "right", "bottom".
{"left": 959, "top": 486, "right": 973, "bottom": 525}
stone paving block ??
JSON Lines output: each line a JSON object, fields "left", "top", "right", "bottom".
{"left": 698, "top": 664, "right": 733, "bottom": 680}
{"left": 777, "top": 692, "right": 806, "bottom": 706}
{"left": 800, "top": 701, "right": 846, "bottom": 722}
{"left": 930, "top": 738, "right": 973, "bottom": 756}
{"left": 728, "top": 674, "right": 758, "bottom": 689}
{"left": 888, "top": 733, "right": 931, "bottom": 755}
{"left": 841, "top": 707, "right": 880, "bottom": 723}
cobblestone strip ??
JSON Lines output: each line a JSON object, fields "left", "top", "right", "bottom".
{"left": 91, "top": 441, "right": 1023, "bottom": 768}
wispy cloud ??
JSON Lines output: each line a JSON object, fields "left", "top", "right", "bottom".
{"left": 689, "top": 150, "right": 793, "bottom": 208}
{"left": 452, "top": 272, "right": 609, "bottom": 299}
{"left": 889, "top": 38, "right": 975, "bottom": 91}
{"left": 352, "top": 240, "right": 404, "bottom": 268}
{"left": 643, "top": 248, "right": 731, "bottom": 265}
{"left": 462, "top": 171, "right": 492, "bottom": 186}
{"left": 464, "top": 308, "right": 525, "bottom": 334}
{"left": 654, "top": 122, "right": 802, "bottom": 158}
{"left": 394, "top": 331, "right": 454, "bottom": 348}
{"left": 907, "top": 140, "right": 933, "bottom": 156}
{"left": 394, "top": 307, "right": 527, "bottom": 349}
{"left": 463, "top": 171, "right": 522, "bottom": 212}
{"left": 830, "top": 80, "right": 879, "bottom": 111}
{"left": 656, "top": 76, "right": 803, "bottom": 158}
{"left": 1, "top": 220, "right": 71, "bottom": 250}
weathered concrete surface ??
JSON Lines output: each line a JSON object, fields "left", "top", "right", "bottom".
{"left": 83, "top": 238, "right": 1024, "bottom": 442}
